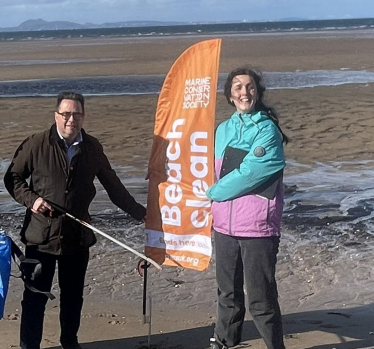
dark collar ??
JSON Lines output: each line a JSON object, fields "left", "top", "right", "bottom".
{"left": 49, "top": 124, "right": 87, "bottom": 146}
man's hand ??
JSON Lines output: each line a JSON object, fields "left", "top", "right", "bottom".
{"left": 32, "top": 197, "right": 53, "bottom": 217}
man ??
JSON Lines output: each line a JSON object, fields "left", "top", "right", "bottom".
{"left": 4, "top": 92, "right": 146, "bottom": 349}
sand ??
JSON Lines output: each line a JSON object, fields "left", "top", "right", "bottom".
{"left": 1, "top": 30, "right": 374, "bottom": 349}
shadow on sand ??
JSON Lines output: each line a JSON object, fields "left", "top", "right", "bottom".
{"left": 47, "top": 304, "right": 374, "bottom": 349}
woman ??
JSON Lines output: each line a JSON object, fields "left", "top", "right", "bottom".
{"left": 206, "top": 67, "right": 288, "bottom": 349}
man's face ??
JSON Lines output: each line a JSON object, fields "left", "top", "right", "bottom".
{"left": 55, "top": 99, "right": 85, "bottom": 144}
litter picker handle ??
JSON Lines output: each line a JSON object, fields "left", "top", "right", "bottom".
{"left": 47, "top": 201, "right": 162, "bottom": 271}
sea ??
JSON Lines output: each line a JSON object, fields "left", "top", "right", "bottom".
{"left": 1, "top": 17, "right": 374, "bottom": 41}
{"left": 1, "top": 18, "right": 374, "bottom": 304}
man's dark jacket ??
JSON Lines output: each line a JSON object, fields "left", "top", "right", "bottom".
{"left": 4, "top": 124, "right": 146, "bottom": 255}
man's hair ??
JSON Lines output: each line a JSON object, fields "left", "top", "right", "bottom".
{"left": 56, "top": 92, "right": 85, "bottom": 114}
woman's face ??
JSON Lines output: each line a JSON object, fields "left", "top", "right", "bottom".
{"left": 230, "top": 74, "right": 257, "bottom": 114}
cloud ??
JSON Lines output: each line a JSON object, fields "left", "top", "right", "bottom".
{"left": 146, "top": 0, "right": 178, "bottom": 4}
{"left": 1, "top": 0, "right": 64, "bottom": 4}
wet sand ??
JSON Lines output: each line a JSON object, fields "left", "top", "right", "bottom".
{"left": 2, "top": 84, "right": 374, "bottom": 167}
{"left": 2, "top": 31, "right": 374, "bottom": 349}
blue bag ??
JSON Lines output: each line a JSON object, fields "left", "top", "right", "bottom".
{"left": 0, "top": 230, "right": 11, "bottom": 319}
{"left": 0, "top": 231, "right": 55, "bottom": 319}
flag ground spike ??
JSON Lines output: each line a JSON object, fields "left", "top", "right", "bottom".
{"left": 139, "top": 260, "right": 152, "bottom": 348}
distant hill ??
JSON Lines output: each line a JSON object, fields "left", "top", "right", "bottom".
{"left": 15, "top": 19, "right": 86, "bottom": 31}
{"left": 0, "top": 18, "right": 190, "bottom": 32}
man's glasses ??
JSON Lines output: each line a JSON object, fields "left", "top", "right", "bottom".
{"left": 56, "top": 111, "right": 84, "bottom": 120}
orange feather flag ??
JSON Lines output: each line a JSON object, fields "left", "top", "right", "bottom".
{"left": 145, "top": 39, "right": 221, "bottom": 271}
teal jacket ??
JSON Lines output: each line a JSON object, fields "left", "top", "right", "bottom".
{"left": 206, "top": 110, "right": 285, "bottom": 237}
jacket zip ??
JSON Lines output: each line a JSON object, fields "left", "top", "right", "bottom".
{"left": 229, "top": 201, "right": 233, "bottom": 235}
{"left": 228, "top": 113, "right": 244, "bottom": 235}
{"left": 237, "top": 113, "right": 244, "bottom": 144}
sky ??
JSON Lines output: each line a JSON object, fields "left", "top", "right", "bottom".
{"left": 1, "top": 0, "right": 374, "bottom": 28}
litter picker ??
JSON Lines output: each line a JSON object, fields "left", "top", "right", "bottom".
{"left": 47, "top": 201, "right": 162, "bottom": 271}
{"left": 47, "top": 201, "right": 159, "bottom": 348}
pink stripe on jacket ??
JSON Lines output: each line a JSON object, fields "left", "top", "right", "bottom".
{"left": 211, "top": 158, "right": 284, "bottom": 237}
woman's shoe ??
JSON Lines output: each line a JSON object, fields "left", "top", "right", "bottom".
{"left": 210, "top": 337, "right": 229, "bottom": 349}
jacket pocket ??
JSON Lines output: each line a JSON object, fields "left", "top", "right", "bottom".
{"left": 233, "top": 195, "right": 270, "bottom": 233}
{"left": 25, "top": 213, "right": 52, "bottom": 244}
